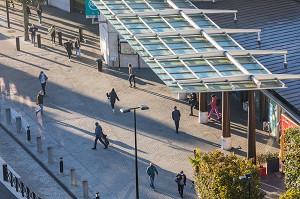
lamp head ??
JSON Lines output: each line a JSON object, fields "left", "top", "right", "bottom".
{"left": 120, "top": 107, "right": 131, "bottom": 113}
{"left": 139, "top": 104, "right": 149, "bottom": 110}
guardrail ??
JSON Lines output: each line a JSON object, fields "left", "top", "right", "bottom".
{"left": 2, "top": 164, "right": 42, "bottom": 199}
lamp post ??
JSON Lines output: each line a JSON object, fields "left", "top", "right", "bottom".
{"left": 239, "top": 173, "right": 251, "bottom": 199}
{"left": 120, "top": 105, "right": 149, "bottom": 199}
{"left": 5, "top": 0, "right": 10, "bottom": 28}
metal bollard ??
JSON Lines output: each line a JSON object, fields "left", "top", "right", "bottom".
{"left": 3, "top": 164, "right": 8, "bottom": 181}
{"left": 83, "top": 180, "right": 88, "bottom": 198}
{"left": 36, "top": 136, "right": 42, "bottom": 153}
{"left": 79, "top": 28, "right": 83, "bottom": 42}
{"left": 21, "top": 182, "right": 24, "bottom": 197}
{"left": 96, "top": 192, "right": 100, "bottom": 199}
{"left": 48, "top": 147, "right": 53, "bottom": 164}
{"left": 6, "top": 108, "right": 11, "bottom": 124}
{"left": 59, "top": 157, "right": 63, "bottom": 174}
{"left": 27, "top": 126, "right": 31, "bottom": 142}
{"left": 16, "top": 37, "right": 20, "bottom": 51}
{"left": 96, "top": 59, "right": 103, "bottom": 72}
{"left": 57, "top": 32, "right": 62, "bottom": 45}
{"left": 26, "top": 187, "right": 30, "bottom": 198}
{"left": 15, "top": 177, "right": 18, "bottom": 192}
{"left": 37, "top": 34, "right": 41, "bottom": 48}
{"left": 16, "top": 116, "right": 21, "bottom": 133}
{"left": 71, "top": 168, "right": 76, "bottom": 186}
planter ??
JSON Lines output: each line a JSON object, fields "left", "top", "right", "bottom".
{"left": 267, "top": 158, "right": 279, "bottom": 174}
{"left": 259, "top": 167, "right": 266, "bottom": 176}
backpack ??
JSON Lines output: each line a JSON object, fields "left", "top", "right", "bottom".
{"left": 175, "top": 175, "right": 182, "bottom": 184}
{"left": 216, "top": 99, "right": 221, "bottom": 106}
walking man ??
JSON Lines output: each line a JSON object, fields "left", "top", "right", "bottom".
{"left": 36, "top": 4, "right": 43, "bottom": 25}
{"left": 39, "top": 71, "right": 48, "bottom": 96}
{"left": 74, "top": 37, "right": 81, "bottom": 58}
{"left": 64, "top": 39, "right": 73, "bottom": 61}
{"left": 128, "top": 63, "right": 136, "bottom": 87}
{"left": 208, "top": 94, "right": 221, "bottom": 121}
{"left": 48, "top": 25, "right": 56, "bottom": 44}
{"left": 107, "top": 88, "right": 120, "bottom": 113}
{"left": 172, "top": 106, "right": 181, "bottom": 133}
{"left": 176, "top": 171, "right": 186, "bottom": 198}
{"left": 92, "top": 122, "right": 108, "bottom": 149}
{"left": 35, "top": 90, "right": 44, "bottom": 116}
{"left": 29, "top": 24, "right": 38, "bottom": 45}
{"left": 146, "top": 162, "right": 159, "bottom": 191}
{"left": 189, "top": 93, "right": 198, "bottom": 116}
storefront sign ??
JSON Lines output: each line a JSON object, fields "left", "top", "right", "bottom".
{"left": 86, "top": 0, "right": 100, "bottom": 18}
{"left": 280, "top": 114, "right": 298, "bottom": 135}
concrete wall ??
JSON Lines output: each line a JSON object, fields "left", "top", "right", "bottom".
{"left": 48, "top": 0, "right": 71, "bottom": 12}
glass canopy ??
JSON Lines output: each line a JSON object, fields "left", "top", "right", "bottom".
{"left": 94, "top": 0, "right": 295, "bottom": 93}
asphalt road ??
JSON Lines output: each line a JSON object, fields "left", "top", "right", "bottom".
{"left": 0, "top": 181, "right": 17, "bottom": 199}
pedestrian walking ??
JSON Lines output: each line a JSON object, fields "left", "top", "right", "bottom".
{"left": 175, "top": 171, "right": 186, "bottom": 198}
{"left": 172, "top": 106, "right": 181, "bottom": 133}
{"left": 10, "top": 1, "right": 15, "bottom": 8}
{"left": 74, "top": 37, "right": 81, "bottom": 58}
{"left": 26, "top": 5, "right": 31, "bottom": 15}
{"left": 35, "top": 90, "right": 44, "bottom": 115}
{"left": 189, "top": 93, "right": 198, "bottom": 116}
{"left": 146, "top": 162, "right": 159, "bottom": 191}
{"left": 29, "top": 23, "right": 38, "bottom": 45}
{"left": 208, "top": 94, "right": 221, "bottom": 121}
{"left": 39, "top": 71, "right": 48, "bottom": 95}
{"left": 36, "top": 4, "right": 42, "bottom": 25}
{"left": 92, "top": 122, "right": 108, "bottom": 149}
{"left": 64, "top": 39, "right": 73, "bottom": 61}
{"left": 128, "top": 63, "right": 136, "bottom": 87}
{"left": 107, "top": 88, "right": 120, "bottom": 113}
{"left": 48, "top": 25, "right": 56, "bottom": 44}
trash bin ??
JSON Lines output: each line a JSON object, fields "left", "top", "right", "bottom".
{"left": 96, "top": 59, "right": 103, "bottom": 72}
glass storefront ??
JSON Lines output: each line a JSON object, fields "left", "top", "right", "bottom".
{"left": 72, "top": 0, "right": 85, "bottom": 15}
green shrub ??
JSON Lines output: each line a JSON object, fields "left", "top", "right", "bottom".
{"left": 280, "top": 188, "right": 300, "bottom": 199}
{"left": 284, "top": 128, "right": 300, "bottom": 190}
{"left": 192, "top": 150, "right": 264, "bottom": 199}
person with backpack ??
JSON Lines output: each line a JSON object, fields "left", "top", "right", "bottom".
{"left": 208, "top": 94, "right": 221, "bottom": 121}
{"left": 107, "top": 88, "right": 120, "bottom": 113}
{"left": 92, "top": 122, "right": 108, "bottom": 150}
{"left": 29, "top": 23, "right": 38, "bottom": 45}
{"left": 64, "top": 39, "right": 73, "bottom": 61}
{"left": 146, "top": 162, "right": 159, "bottom": 191}
{"left": 175, "top": 171, "right": 186, "bottom": 198}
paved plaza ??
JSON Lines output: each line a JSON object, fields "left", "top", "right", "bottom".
{"left": 0, "top": 2, "right": 285, "bottom": 199}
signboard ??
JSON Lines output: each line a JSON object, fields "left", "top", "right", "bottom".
{"left": 269, "top": 99, "right": 277, "bottom": 136}
{"left": 280, "top": 114, "right": 298, "bottom": 135}
{"left": 85, "top": 0, "right": 100, "bottom": 18}
{"left": 120, "top": 42, "right": 136, "bottom": 54}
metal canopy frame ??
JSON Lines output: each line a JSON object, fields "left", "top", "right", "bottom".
{"left": 94, "top": 0, "right": 298, "bottom": 93}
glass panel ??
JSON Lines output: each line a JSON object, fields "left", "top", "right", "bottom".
{"left": 189, "top": 66, "right": 215, "bottom": 72}
{"left": 260, "top": 80, "right": 283, "bottom": 88}
{"left": 214, "top": 65, "right": 238, "bottom": 71}
{"left": 152, "top": 27, "right": 173, "bottom": 32}
{"left": 172, "top": 73, "right": 195, "bottom": 80}
{"left": 219, "top": 71, "right": 244, "bottom": 76}
{"left": 234, "top": 56, "right": 257, "bottom": 64}
{"left": 195, "top": 72, "right": 220, "bottom": 78}
{"left": 127, "top": 3, "right": 149, "bottom": 9}
{"left": 165, "top": 67, "right": 190, "bottom": 73}
{"left": 149, "top": 50, "right": 173, "bottom": 56}
{"left": 174, "top": 26, "right": 195, "bottom": 30}
{"left": 147, "top": 22, "right": 170, "bottom": 28}
{"left": 232, "top": 82, "right": 257, "bottom": 89}
{"left": 207, "top": 59, "right": 232, "bottom": 65}
{"left": 122, "top": 18, "right": 141, "bottom": 23}
{"left": 125, "top": 23, "right": 147, "bottom": 28}
{"left": 183, "top": 59, "right": 208, "bottom": 66}
{"left": 143, "top": 44, "right": 167, "bottom": 50}
{"left": 248, "top": 69, "right": 269, "bottom": 74}
{"left": 157, "top": 73, "right": 172, "bottom": 80}
{"left": 159, "top": 60, "right": 184, "bottom": 67}
{"left": 180, "top": 85, "right": 207, "bottom": 92}
{"left": 172, "top": 49, "right": 195, "bottom": 54}
{"left": 242, "top": 63, "right": 263, "bottom": 70}
{"left": 167, "top": 43, "right": 190, "bottom": 49}
{"left": 206, "top": 83, "right": 233, "bottom": 91}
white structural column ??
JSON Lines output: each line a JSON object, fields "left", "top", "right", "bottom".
{"left": 199, "top": 93, "right": 208, "bottom": 124}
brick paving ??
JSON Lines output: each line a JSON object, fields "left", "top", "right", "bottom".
{"left": 0, "top": 2, "right": 285, "bottom": 198}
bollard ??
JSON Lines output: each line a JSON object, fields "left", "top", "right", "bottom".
{"left": 15, "top": 177, "right": 19, "bottom": 192}
{"left": 96, "top": 59, "right": 103, "bottom": 72}
{"left": 37, "top": 34, "right": 41, "bottom": 48}
{"left": 71, "top": 168, "right": 76, "bottom": 186}
{"left": 36, "top": 136, "right": 42, "bottom": 153}
{"left": 79, "top": 28, "right": 83, "bottom": 42}
{"left": 16, "top": 37, "right": 20, "bottom": 51}
{"left": 6, "top": 108, "right": 11, "bottom": 124}
{"left": 26, "top": 187, "right": 30, "bottom": 198}
{"left": 57, "top": 32, "right": 62, "bottom": 45}
{"left": 16, "top": 116, "right": 21, "bottom": 133}
{"left": 48, "top": 147, "right": 53, "bottom": 164}
{"left": 21, "top": 182, "right": 24, "bottom": 197}
{"left": 59, "top": 157, "right": 63, "bottom": 174}
{"left": 27, "top": 126, "right": 31, "bottom": 142}
{"left": 3, "top": 164, "right": 8, "bottom": 181}
{"left": 83, "top": 180, "right": 88, "bottom": 198}
{"left": 96, "top": 192, "right": 100, "bottom": 199}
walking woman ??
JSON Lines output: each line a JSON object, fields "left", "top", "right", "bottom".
{"left": 36, "top": 4, "right": 43, "bottom": 25}
{"left": 208, "top": 94, "right": 221, "bottom": 121}
{"left": 107, "top": 88, "right": 120, "bottom": 113}
{"left": 64, "top": 39, "right": 73, "bottom": 61}
{"left": 48, "top": 25, "right": 56, "bottom": 44}
{"left": 74, "top": 37, "right": 81, "bottom": 58}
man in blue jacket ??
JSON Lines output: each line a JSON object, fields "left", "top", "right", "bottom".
{"left": 146, "top": 162, "right": 159, "bottom": 191}
{"left": 92, "top": 122, "right": 108, "bottom": 149}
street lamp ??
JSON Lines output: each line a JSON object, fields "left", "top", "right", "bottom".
{"left": 239, "top": 173, "right": 251, "bottom": 199}
{"left": 120, "top": 104, "right": 149, "bottom": 199}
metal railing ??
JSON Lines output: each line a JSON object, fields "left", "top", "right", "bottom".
{"left": 3, "top": 164, "right": 42, "bottom": 199}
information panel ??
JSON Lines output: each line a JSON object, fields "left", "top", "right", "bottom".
{"left": 120, "top": 42, "right": 136, "bottom": 54}
{"left": 86, "top": 0, "right": 100, "bottom": 18}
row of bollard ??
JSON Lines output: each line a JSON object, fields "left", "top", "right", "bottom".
{"left": 4, "top": 108, "right": 99, "bottom": 198}
{"left": 16, "top": 28, "right": 84, "bottom": 51}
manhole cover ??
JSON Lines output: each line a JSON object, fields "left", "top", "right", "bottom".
{"left": 7, "top": 30, "right": 16, "bottom": 33}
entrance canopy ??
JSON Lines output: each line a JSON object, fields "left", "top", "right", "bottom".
{"left": 94, "top": 0, "right": 300, "bottom": 93}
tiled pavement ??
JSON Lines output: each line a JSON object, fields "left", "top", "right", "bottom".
{"left": 0, "top": 2, "right": 285, "bottom": 199}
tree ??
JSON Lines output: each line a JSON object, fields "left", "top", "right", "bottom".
{"left": 15, "top": 0, "right": 45, "bottom": 41}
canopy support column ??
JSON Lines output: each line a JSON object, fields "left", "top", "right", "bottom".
{"left": 199, "top": 93, "right": 208, "bottom": 124}
{"left": 247, "top": 90, "right": 256, "bottom": 163}
{"left": 221, "top": 92, "right": 231, "bottom": 150}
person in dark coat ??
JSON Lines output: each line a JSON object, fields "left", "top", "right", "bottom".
{"left": 172, "top": 106, "right": 181, "bottom": 133}
{"left": 107, "top": 88, "right": 120, "bottom": 113}
{"left": 176, "top": 171, "right": 187, "bottom": 198}
{"left": 29, "top": 23, "right": 38, "bottom": 45}
{"left": 35, "top": 90, "right": 44, "bottom": 116}
{"left": 64, "top": 39, "right": 73, "bottom": 61}
{"left": 48, "top": 25, "right": 56, "bottom": 44}
{"left": 39, "top": 71, "right": 48, "bottom": 95}
{"left": 92, "top": 122, "right": 108, "bottom": 149}
{"left": 36, "top": 4, "right": 42, "bottom": 25}
{"left": 189, "top": 93, "right": 198, "bottom": 116}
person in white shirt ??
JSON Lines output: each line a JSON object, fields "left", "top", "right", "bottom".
{"left": 39, "top": 71, "right": 48, "bottom": 95}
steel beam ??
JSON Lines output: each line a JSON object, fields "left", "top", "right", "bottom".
{"left": 247, "top": 90, "right": 256, "bottom": 163}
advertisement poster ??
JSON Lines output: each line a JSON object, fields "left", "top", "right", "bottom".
{"left": 86, "top": 0, "right": 100, "bottom": 18}
{"left": 280, "top": 114, "right": 298, "bottom": 135}
{"left": 269, "top": 99, "right": 277, "bottom": 136}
